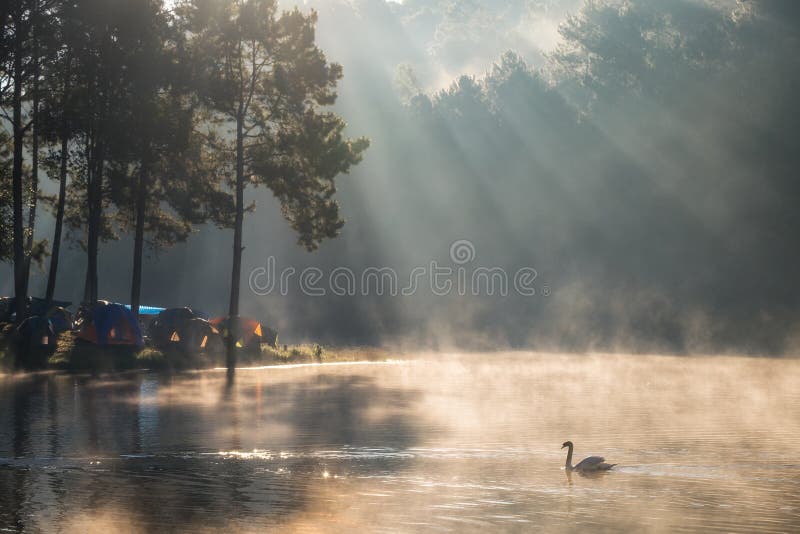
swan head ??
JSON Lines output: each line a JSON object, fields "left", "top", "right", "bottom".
{"left": 561, "top": 441, "right": 573, "bottom": 449}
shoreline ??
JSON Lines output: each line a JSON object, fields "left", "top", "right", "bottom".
{"left": 1, "top": 327, "right": 401, "bottom": 373}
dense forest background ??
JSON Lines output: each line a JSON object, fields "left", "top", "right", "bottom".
{"left": 3, "top": 0, "right": 799, "bottom": 354}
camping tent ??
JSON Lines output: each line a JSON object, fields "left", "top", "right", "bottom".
{"left": 0, "top": 297, "right": 72, "bottom": 323}
{"left": 46, "top": 306, "right": 73, "bottom": 334}
{"left": 17, "top": 315, "right": 58, "bottom": 351}
{"left": 31, "top": 297, "right": 72, "bottom": 316}
{"left": 75, "top": 302, "right": 144, "bottom": 347}
{"left": 124, "top": 305, "right": 166, "bottom": 316}
{"left": 209, "top": 316, "right": 274, "bottom": 352}
{"left": 149, "top": 308, "right": 222, "bottom": 352}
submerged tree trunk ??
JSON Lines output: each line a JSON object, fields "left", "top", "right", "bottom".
{"left": 227, "top": 112, "right": 245, "bottom": 381}
{"left": 12, "top": 14, "right": 27, "bottom": 325}
{"left": 130, "top": 162, "right": 149, "bottom": 318}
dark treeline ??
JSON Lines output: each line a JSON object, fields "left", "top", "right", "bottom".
{"left": 3, "top": 0, "right": 799, "bottom": 355}
{"left": 381, "top": 0, "right": 800, "bottom": 353}
{"left": 270, "top": 0, "right": 799, "bottom": 353}
{"left": 0, "top": 0, "right": 368, "bottom": 370}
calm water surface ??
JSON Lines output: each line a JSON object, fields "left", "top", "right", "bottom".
{"left": 1, "top": 353, "right": 799, "bottom": 532}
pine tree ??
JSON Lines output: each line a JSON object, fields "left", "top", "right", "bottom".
{"left": 180, "top": 0, "right": 369, "bottom": 379}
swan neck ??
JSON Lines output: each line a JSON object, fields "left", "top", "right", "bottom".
{"left": 565, "top": 444, "right": 573, "bottom": 469}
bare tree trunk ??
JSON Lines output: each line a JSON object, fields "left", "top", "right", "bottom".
{"left": 23, "top": 26, "right": 40, "bottom": 302}
{"left": 86, "top": 150, "right": 103, "bottom": 305}
{"left": 83, "top": 127, "right": 102, "bottom": 306}
{"left": 82, "top": 260, "right": 90, "bottom": 305}
{"left": 12, "top": 10, "right": 27, "bottom": 325}
{"left": 227, "top": 112, "right": 245, "bottom": 382}
{"left": 84, "top": 43, "right": 113, "bottom": 307}
{"left": 45, "top": 113, "right": 69, "bottom": 306}
{"left": 83, "top": 138, "right": 93, "bottom": 305}
{"left": 130, "top": 161, "right": 148, "bottom": 318}
{"left": 46, "top": 44, "right": 72, "bottom": 308}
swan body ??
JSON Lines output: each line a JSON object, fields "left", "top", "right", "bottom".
{"left": 561, "top": 441, "right": 615, "bottom": 472}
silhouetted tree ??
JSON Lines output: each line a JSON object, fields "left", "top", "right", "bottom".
{"left": 38, "top": 2, "right": 75, "bottom": 306}
{"left": 101, "top": 0, "right": 233, "bottom": 318}
{"left": 180, "top": 0, "right": 369, "bottom": 378}
{"left": 52, "top": 0, "right": 155, "bottom": 306}
{"left": 2, "top": 0, "right": 34, "bottom": 323}
{"left": 553, "top": 0, "right": 733, "bottom": 109}
{"left": 1, "top": 0, "right": 52, "bottom": 324}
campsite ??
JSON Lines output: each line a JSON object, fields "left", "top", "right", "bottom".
{"left": 0, "top": 296, "right": 329, "bottom": 372}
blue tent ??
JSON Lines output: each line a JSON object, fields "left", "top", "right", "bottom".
{"left": 76, "top": 302, "right": 144, "bottom": 347}
{"left": 123, "top": 304, "right": 166, "bottom": 316}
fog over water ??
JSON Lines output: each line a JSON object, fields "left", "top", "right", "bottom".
{"left": 2, "top": 353, "right": 799, "bottom": 532}
{"left": 4, "top": 0, "right": 799, "bottom": 354}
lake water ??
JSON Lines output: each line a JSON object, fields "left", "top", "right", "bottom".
{"left": 1, "top": 353, "right": 799, "bottom": 532}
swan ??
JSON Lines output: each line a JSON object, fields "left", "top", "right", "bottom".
{"left": 561, "top": 441, "right": 615, "bottom": 472}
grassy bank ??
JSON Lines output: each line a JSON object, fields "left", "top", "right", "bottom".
{"left": 258, "top": 344, "right": 396, "bottom": 365}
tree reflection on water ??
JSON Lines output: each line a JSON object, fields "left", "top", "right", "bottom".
{"left": 0, "top": 369, "right": 423, "bottom": 531}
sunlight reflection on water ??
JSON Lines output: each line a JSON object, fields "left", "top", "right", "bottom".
{"left": 1, "top": 353, "right": 799, "bottom": 532}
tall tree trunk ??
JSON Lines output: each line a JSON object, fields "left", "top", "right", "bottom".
{"left": 83, "top": 130, "right": 102, "bottom": 306}
{"left": 85, "top": 51, "right": 113, "bottom": 307}
{"left": 83, "top": 136, "right": 94, "bottom": 305}
{"left": 23, "top": 34, "right": 40, "bottom": 302}
{"left": 12, "top": 11, "right": 27, "bottom": 325}
{"left": 45, "top": 128, "right": 68, "bottom": 306}
{"left": 227, "top": 112, "right": 245, "bottom": 381}
{"left": 86, "top": 150, "right": 103, "bottom": 305}
{"left": 46, "top": 45, "right": 72, "bottom": 308}
{"left": 83, "top": 261, "right": 90, "bottom": 305}
{"left": 130, "top": 161, "right": 149, "bottom": 318}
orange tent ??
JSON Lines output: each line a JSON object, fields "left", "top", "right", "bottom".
{"left": 209, "top": 316, "right": 264, "bottom": 350}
